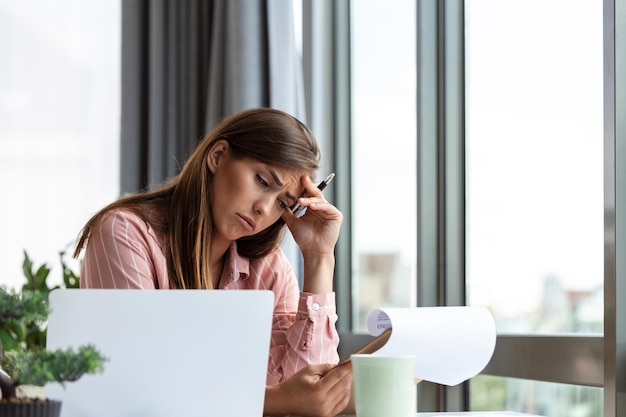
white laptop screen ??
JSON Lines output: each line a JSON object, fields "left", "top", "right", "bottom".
{"left": 46, "top": 289, "right": 274, "bottom": 417}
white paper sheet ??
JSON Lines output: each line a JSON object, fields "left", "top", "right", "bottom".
{"left": 366, "top": 306, "right": 497, "bottom": 386}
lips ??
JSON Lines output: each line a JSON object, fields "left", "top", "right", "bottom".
{"left": 237, "top": 214, "right": 256, "bottom": 232}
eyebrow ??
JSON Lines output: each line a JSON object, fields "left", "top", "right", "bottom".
{"left": 269, "top": 169, "right": 297, "bottom": 203}
{"left": 269, "top": 170, "right": 283, "bottom": 186}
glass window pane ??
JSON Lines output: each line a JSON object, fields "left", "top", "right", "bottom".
{"left": 350, "top": 0, "right": 417, "bottom": 332}
{"left": 0, "top": 1, "right": 120, "bottom": 289}
{"left": 471, "top": 375, "right": 603, "bottom": 417}
{"left": 465, "top": 0, "right": 603, "bottom": 334}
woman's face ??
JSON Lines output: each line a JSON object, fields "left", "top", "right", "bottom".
{"left": 207, "top": 140, "right": 305, "bottom": 242}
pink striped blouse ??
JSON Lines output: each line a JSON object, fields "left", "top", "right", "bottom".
{"left": 79, "top": 209, "right": 340, "bottom": 385}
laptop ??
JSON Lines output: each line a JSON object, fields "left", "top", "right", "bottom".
{"left": 45, "top": 289, "right": 274, "bottom": 417}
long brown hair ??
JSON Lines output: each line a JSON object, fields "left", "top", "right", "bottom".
{"left": 74, "top": 108, "right": 321, "bottom": 289}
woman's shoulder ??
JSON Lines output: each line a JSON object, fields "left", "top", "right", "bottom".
{"left": 97, "top": 208, "right": 144, "bottom": 227}
{"left": 95, "top": 208, "right": 162, "bottom": 238}
{"left": 94, "top": 207, "right": 167, "bottom": 247}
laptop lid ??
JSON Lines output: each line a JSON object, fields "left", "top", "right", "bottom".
{"left": 45, "top": 289, "right": 274, "bottom": 417}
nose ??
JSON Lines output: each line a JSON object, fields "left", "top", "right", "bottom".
{"left": 253, "top": 194, "right": 274, "bottom": 216}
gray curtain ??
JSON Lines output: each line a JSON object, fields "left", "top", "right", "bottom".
{"left": 205, "top": 0, "right": 305, "bottom": 130}
{"left": 121, "top": 0, "right": 211, "bottom": 193}
{"left": 120, "top": 0, "right": 305, "bottom": 278}
{"left": 121, "top": 0, "right": 304, "bottom": 193}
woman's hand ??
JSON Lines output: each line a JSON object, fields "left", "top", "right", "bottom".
{"left": 264, "top": 362, "right": 353, "bottom": 417}
{"left": 282, "top": 176, "right": 343, "bottom": 293}
{"left": 282, "top": 176, "right": 343, "bottom": 255}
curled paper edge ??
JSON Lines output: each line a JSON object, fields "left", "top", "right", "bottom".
{"left": 365, "top": 306, "right": 497, "bottom": 386}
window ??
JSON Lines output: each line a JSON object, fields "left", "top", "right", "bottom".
{"left": 0, "top": 1, "right": 120, "bottom": 289}
{"left": 465, "top": 1, "right": 604, "bottom": 414}
{"left": 312, "top": 0, "right": 625, "bottom": 415}
{"left": 350, "top": 0, "right": 418, "bottom": 331}
{"left": 465, "top": 0, "right": 604, "bottom": 335}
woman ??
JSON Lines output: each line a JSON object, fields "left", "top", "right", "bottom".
{"left": 73, "top": 108, "right": 352, "bottom": 417}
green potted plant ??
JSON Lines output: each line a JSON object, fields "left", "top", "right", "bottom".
{"left": 0, "top": 252, "right": 107, "bottom": 417}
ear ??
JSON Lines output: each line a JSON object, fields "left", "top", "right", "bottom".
{"left": 206, "top": 140, "right": 229, "bottom": 173}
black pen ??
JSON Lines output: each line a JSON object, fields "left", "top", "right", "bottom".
{"left": 291, "top": 173, "right": 335, "bottom": 216}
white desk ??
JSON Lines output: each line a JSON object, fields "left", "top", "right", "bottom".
{"left": 339, "top": 413, "right": 544, "bottom": 417}
{"left": 414, "top": 413, "right": 544, "bottom": 416}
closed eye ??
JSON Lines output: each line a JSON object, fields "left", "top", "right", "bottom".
{"left": 278, "top": 199, "right": 288, "bottom": 209}
{"left": 257, "top": 173, "right": 292, "bottom": 210}
{"left": 257, "top": 174, "right": 269, "bottom": 187}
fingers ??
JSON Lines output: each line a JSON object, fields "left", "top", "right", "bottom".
{"left": 281, "top": 192, "right": 342, "bottom": 226}
{"left": 272, "top": 363, "right": 353, "bottom": 417}
{"left": 301, "top": 175, "right": 324, "bottom": 198}
{"left": 295, "top": 175, "right": 329, "bottom": 210}
{"left": 303, "top": 363, "right": 335, "bottom": 378}
{"left": 322, "top": 361, "right": 352, "bottom": 384}
{"left": 318, "top": 363, "right": 353, "bottom": 417}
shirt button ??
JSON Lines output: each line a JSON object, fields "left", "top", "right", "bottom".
{"left": 312, "top": 303, "right": 320, "bottom": 311}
